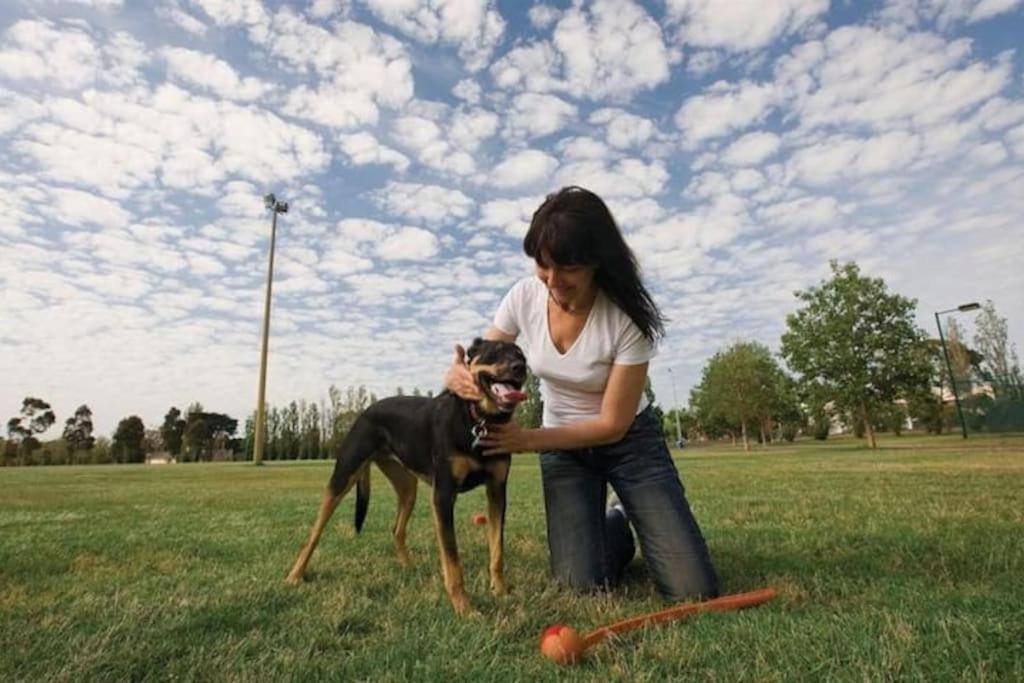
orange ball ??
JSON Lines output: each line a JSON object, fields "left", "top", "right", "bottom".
{"left": 540, "top": 624, "right": 584, "bottom": 665}
{"left": 472, "top": 514, "right": 487, "bottom": 526}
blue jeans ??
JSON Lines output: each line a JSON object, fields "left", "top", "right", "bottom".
{"left": 539, "top": 407, "right": 719, "bottom": 602}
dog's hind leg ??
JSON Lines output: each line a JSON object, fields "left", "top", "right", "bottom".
{"left": 286, "top": 418, "right": 379, "bottom": 584}
{"left": 285, "top": 483, "right": 349, "bottom": 584}
{"left": 374, "top": 456, "right": 418, "bottom": 568}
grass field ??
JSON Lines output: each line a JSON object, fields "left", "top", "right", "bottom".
{"left": 2, "top": 434, "right": 1023, "bottom": 681}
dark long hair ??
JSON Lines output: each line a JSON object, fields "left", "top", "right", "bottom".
{"left": 523, "top": 186, "right": 665, "bottom": 344}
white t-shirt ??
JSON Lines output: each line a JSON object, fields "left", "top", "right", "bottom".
{"left": 493, "top": 277, "right": 655, "bottom": 427}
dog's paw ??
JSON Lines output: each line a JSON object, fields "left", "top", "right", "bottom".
{"left": 284, "top": 573, "right": 304, "bottom": 586}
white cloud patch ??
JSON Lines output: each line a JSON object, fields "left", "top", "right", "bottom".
{"left": 675, "top": 80, "right": 778, "bottom": 144}
{"left": 588, "top": 108, "right": 655, "bottom": 150}
{"left": 490, "top": 149, "right": 559, "bottom": 189}
{"left": 362, "top": 0, "right": 506, "bottom": 72}
{"left": 160, "top": 47, "right": 272, "bottom": 101}
{"left": 666, "top": 0, "right": 829, "bottom": 51}
{"left": 879, "top": 0, "right": 1024, "bottom": 28}
{"left": 338, "top": 131, "right": 411, "bottom": 172}
{"left": 722, "top": 131, "right": 782, "bottom": 166}
{"left": 504, "top": 92, "right": 577, "bottom": 140}
{"left": 374, "top": 182, "right": 475, "bottom": 224}
{"left": 491, "top": 0, "right": 677, "bottom": 100}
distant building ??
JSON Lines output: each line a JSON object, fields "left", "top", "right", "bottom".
{"left": 145, "top": 451, "right": 175, "bottom": 465}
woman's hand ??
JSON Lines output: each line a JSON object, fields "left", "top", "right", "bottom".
{"left": 479, "top": 421, "right": 535, "bottom": 456}
{"left": 444, "top": 344, "right": 484, "bottom": 401}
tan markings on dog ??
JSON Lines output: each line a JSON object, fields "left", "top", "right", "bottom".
{"left": 374, "top": 455, "right": 418, "bottom": 568}
{"left": 469, "top": 361, "right": 511, "bottom": 415}
{"left": 430, "top": 504, "right": 472, "bottom": 615}
{"left": 485, "top": 476, "right": 508, "bottom": 596}
{"left": 449, "top": 452, "right": 481, "bottom": 486}
{"left": 285, "top": 462, "right": 367, "bottom": 584}
{"left": 484, "top": 458, "right": 509, "bottom": 482}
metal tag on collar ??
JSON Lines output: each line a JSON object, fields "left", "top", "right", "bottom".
{"left": 471, "top": 419, "right": 488, "bottom": 450}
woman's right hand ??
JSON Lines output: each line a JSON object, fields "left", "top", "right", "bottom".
{"left": 445, "top": 344, "right": 484, "bottom": 401}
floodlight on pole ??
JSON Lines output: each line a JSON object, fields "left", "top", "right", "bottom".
{"left": 253, "top": 193, "right": 288, "bottom": 465}
{"left": 934, "top": 302, "right": 980, "bottom": 440}
{"left": 667, "top": 367, "right": 683, "bottom": 448}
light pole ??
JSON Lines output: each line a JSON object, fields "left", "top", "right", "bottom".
{"left": 253, "top": 193, "right": 288, "bottom": 465}
{"left": 667, "top": 367, "right": 683, "bottom": 448}
{"left": 934, "top": 302, "right": 980, "bottom": 440}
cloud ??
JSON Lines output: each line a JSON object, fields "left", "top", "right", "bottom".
{"left": 675, "top": 80, "right": 778, "bottom": 144}
{"left": 878, "top": 0, "right": 1024, "bottom": 28}
{"left": 491, "top": 149, "right": 559, "bottom": 189}
{"left": 338, "top": 132, "right": 411, "bottom": 172}
{"left": 503, "top": 92, "right": 577, "bottom": 140}
{"left": 160, "top": 47, "right": 272, "bottom": 101}
{"left": 665, "top": 0, "right": 829, "bottom": 51}
{"left": 373, "top": 182, "right": 475, "bottom": 224}
{"left": 721, "top": 131, "right": 782, "bottom": 166}
{"left": 588, "top": 108, "right": 656, "bottom": 149}
{"left": 491, "top": 0, "right": 677, "bottom": 100}
{"left": 334, "top": 218, "right": 439, "bottom": 261}
{"left": 362, "top": 0, "right": 506, "bottom": 72}
{"left": 0, "top": 19, "right": 102, "bottom": 90}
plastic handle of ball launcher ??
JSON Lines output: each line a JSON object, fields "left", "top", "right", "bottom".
{"left": 581, "top": 588, "right": 777, "bottom": 649}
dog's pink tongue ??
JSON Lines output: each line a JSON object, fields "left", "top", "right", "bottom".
{"left": 492, "top": 383, "right": 528, "bottom": 403}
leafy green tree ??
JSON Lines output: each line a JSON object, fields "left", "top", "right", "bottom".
{"left": 62, "top": 404, "right": 96, "bottom": 463}
{"left": 160, "top": 407, "right": 186, "bottom": 457}
{"left": 183, "top": 410, "right": 238, "bottom": 461}
{"left": 111, "top": 415, "right": 146, "bottom": 463}
{"left": 300, "top": 400, "right": 321, "bottom": 460}
{"left": 514, "top": 371, "right": 543, "bottom": 429}
{"left": 973, "top": 300, "right": 1024, "bottom": 400}
{"left": 690, "top": 342, "right": 781, "bottom": 451}
{"left": 6, "top": 397, "right": 56, "bottom": 464}
{"left": 781, "top": 261, "right": 931, "bottom": 449}
{"left": 643, "top": 377, "right": 665, "bottom": 427}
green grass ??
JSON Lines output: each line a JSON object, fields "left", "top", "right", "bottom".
{"left": 2, "top": 434, "right": 1022, "bottom": 681}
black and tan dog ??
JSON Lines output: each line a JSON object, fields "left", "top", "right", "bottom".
{"left": 285, "top": 338, "right": 528, "bottom": 615}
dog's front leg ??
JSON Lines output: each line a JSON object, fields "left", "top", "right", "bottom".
{"left": 430, "top": 485, "right": 474, "bottom": 616}
{"left": 484, "top": 459, "right": 510, "bottom": 596}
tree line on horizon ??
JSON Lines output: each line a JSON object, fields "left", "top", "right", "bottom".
{"left": 4, "top": 261, "right": 1023, "bottom": 465}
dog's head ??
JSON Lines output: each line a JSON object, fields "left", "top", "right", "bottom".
{"left": 465, "top": 338, "right": 528, "bottom": 415}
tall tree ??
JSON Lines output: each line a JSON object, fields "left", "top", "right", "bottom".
{"left": 781, "top": 261, "right": 931, "bottom": 449}
{"left": 690, "top": 342, "right": 782, "bottom": 451}
{"left": 160, "top": 407, "right": 186, "bottom": 457}
{"left": 62, "top": 404, "right": 96, "bottom": 463}
{"left": 6, "top": 397, "right": 56, "bottom": 464}
{"left": 111, "top": 415, "right": 146, "bottom": 463}
{"left": 183, "top": 411, "right": 238, "bottom": 461}
{"left": 973, "top": 300, "right": 1024, "bottom": 400}
{"left": 514, "top": 371, "right": 543, "bottom": 429}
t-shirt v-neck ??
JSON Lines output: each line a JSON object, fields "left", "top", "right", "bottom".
{"left": 546, "top": 294, "right": 597, "bottom": 357}
{"left": 493, "top": 276, "right": 655, "bottom": 426}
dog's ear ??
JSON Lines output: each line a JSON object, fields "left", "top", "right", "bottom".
{"left": 466, "top": 337, "right": 485, "bottom": 361}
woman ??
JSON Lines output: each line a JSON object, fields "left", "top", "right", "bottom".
{"left": 446, "top": 186, "right": 718, "bottom": 602}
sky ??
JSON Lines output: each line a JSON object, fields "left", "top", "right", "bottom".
{"left": 1, "top": 0, "right": 1023, "bottom": 439}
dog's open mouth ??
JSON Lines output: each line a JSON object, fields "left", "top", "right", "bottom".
{"left": 481, "top": 376, "right": 528, "bottom": 410}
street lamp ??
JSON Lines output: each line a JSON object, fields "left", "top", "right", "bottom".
{"left": 934, "top": 302, "right": 981, "bottom": 440}
{"left": 667, "top": 367, "right": 683, "bottom": 448}
{"left": 253, "top": 193, "right": 288, "bottom": 465}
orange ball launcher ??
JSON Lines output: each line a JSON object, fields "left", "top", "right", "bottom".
{"left": 540, "top": 588, "right": 777, "bottom": 665}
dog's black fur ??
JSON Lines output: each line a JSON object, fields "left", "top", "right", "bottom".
{"left": 285, "top": 338, "right": 528, "bottom": 615}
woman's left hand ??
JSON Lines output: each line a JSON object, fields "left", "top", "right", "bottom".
{"left": 479, "top": 421, "right": 534, "bottom": 456}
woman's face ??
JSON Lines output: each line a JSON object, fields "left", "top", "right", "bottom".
{"left": 535, "top": 254, "right": 597, "bottom": 310}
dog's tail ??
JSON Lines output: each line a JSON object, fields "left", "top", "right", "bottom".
{"left": 354, "top": 465, "right": 370, "bottom": 533}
